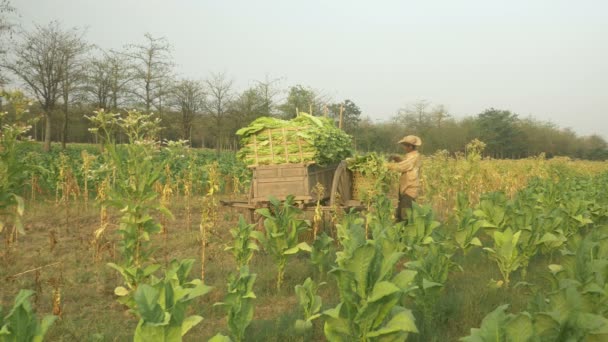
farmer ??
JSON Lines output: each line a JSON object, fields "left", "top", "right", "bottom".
{"left": 387, "top": 135, "right": 422, "bottom": 222}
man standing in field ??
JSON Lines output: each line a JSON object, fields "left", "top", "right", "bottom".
{"left": 387, "top": 135, "right": 422, "bottom": 222}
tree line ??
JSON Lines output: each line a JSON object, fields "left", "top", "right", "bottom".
{"left": 0, "top": 7, "right": 606, "bottom": 160}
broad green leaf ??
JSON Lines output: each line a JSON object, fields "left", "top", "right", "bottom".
{"left": 134, "top": 284, "right": 165, "bottom": 324}
{"left": 33, "top": 315, "right": 58, "bottom": 342}
{"left": 295, "top": 319, "right": 313, "bottom": 334}
{"left": 471, "top": 237, "right": 483, "bottom": 247}
{"left": 422, "top": 278, "right": 443, "bottom": 290}
{"left": 392, "top": 270, "right": 418, "bottom": 291}
{"left": 344, "top": 243, "right": 376, "bottom": 298}
{"left": 505, "top": 313, "right": 533, "bottom": 342}
{"left": 208, "top": 333, "right": 232, "bottom": 342}
{"left": 366, "top": 308, "right": 418, "bottom": 337}
{"left": 548, "top": 264, "right": 563, "bottom": 275}
{"left": 114, "top": 286, "right": 130, "bottom": 296}
{"left": 368, "top": 281, "right": 401, "bottom": 303}
{"left": 181, "top": 315, "right": 203, "bottom": 336}
{"left": 460, "top": 304, "right": 509, "bottom": 342}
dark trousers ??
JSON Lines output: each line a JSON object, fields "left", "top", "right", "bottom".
{"left": 396, "top": 193, "right": 414, "bottom": 223}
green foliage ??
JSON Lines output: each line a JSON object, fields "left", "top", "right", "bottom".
{"left": 294, "top": 277, "right": 324, "bottom": 334}
{"left": 0, "top": 290, "right": 56, "bottom": 342}
{"left": 368, "top": 194, "right": 399, "bottom": 241}
{"left": 311, "top": 232, "right": 335, "bottom": 276}
{"left": 334, "top": 211, "right": 367, "bottom": 264}
{"left": 88, "top": 110, "right": 171, "bottom": 270}
{"left": 130, "top": 259, "right": 212, "bottom": 342}
{"left": 214, "top": 266, "right": 257, "bottom": 342}
{"left": 473, "top": 192, "right": 508, "bottom": 231}
{"left": 277, "top": 84, "right": 324, "bottom": 119}
{"left": 252, "top": 195, "right": 311, "bottom": 291}
{"left": 236, "top": 113, "right": 352, "bottom": 166}
{"left": 325, "top": 238, "right": 418, "bottom": 341}
{"left": 108, "top": 263, "right": 161, "bottom": 308}
{"left": 474, "top": 108, "right": 527, "bottom": 158}
{"left": 483, "top": 228, "right": 527, "bottom": 287}
{"left": 453, "top": 192, "right": 485, "bottom": 253}
{"left": 460, "top": 304, "right": 534, "bottom": 342}
{"left": 347, "top": 153, "right": 397, "bottom": 203}
{"left": 401, "top": 203, "right": 442, "bottom": 248}
{"left": 224, "top": 215, "right": 258, "bottom": 270}
{"left": 406, "top": 243, "right": 460, "bottom": 338}
{"left": 327, "top": 99, "right": 362, "bottom": 134}
{"left": 0, "top": 91, "right": 32, "bottom": 240}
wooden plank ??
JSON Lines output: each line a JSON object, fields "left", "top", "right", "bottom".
{"left": 250, "top": 163, "right": 338, "bottom": 204}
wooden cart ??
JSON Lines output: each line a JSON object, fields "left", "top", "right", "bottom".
{"left": 220, "top": 160, "right": 361, "bottom": 220}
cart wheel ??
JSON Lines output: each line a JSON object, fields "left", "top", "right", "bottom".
{"left": 330, "top": 161, "right": 352, "bottom": 207}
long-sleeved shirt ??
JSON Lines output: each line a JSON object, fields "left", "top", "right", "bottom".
{"left": 387, "top": 150, "right": 422, "bottom": 198}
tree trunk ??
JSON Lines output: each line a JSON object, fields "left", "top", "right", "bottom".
{"left": 44, "top": 113, "right": 52, "bottom": 152}
{"left": 62, "top": 103, "right": 68, "bottom": 149}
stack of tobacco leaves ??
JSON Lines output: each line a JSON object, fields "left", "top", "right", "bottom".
{"left": 236, "top": 113, "right": 353, "bottom": 167}
{"left": 346, "top": 152, "right": 399, "bottom": 199}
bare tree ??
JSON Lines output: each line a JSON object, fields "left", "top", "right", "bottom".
{"left": 171, "top": 78, "right": 205, "bottom": 143}
{"left": 124, "top": 33, "right": 173, "bottom": 113}
{"left": 0, "top": 0, "right": 16, "bottom": 87}
{"left": 59, "top": 29, "right": 90, "bottom": 148}
{"left": 85, "top": 50, "right": 133, "bottom": 111}
{"left": 2, "top": 21, "right": 84, "bottom": 151}
{"left": 204, "top": 72, "right": 234, "bottom": 151}
{"left": 395, "top": 100, "right": 432, "bottom": 133}
{"left": 255, "top": 75, "right": 282, "bottom": 116}
{"left": 85, "top": 54, "right": 112, "bottom": 110}
{"left": 430, "top": 104, "right": 450, "bottom": 129}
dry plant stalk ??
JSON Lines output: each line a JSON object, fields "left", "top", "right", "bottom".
{"left": 49, "top": 230, "right": 57, "bottom": 252}
{"left": 183, "top": 174, "right": 193, "bottom": 232}
{"left": 30, "top": 174, "right": 39, "bottom": 202}
{"left": 330, "top": 192, "right": 343, "bottom": 241}
{"left": 56, "top": 154, "right": 81, "bottom": 236}
{"left": 199, "top": 163, "right": 220, "bottom": 280}
{"left": 92, "top": 177, "right": 110, "bottom": 261}
{"left": 34, "top": 269, "right": 42, "bottom": 306}
{"left": 199, "top": 197, "right": 212, "bottom": 281}
{"left": 52, "top": 287, "right": 62, "bottom": 317}
{"left": 311, "top": 183, "right": 325, "bottom": 241}
{"left": 160, "top": 181, "right": 173, "bottom": 265}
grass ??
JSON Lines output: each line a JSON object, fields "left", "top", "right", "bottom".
{"left": 1, "top": 191, "right": 560, "bottom": 342}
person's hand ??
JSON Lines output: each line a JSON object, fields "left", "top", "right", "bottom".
{"left": 388, "top": 155, "right": 401, "bottom": 162}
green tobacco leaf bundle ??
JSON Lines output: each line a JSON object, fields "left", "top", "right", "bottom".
{"left": 236, "top": 113, "right": 352, "bottom": 166}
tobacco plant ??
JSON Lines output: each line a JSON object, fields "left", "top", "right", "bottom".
{"left": 325, "top": 234, "right": 419, "bottom": 341}
{"left": 130, "top": 259, "right": 212, "bottom": 342}
{"left": 483, "top": 228, "right": 527, "bottom": 287}
{"left": 225, "top": 215, "right": 258, "bottom": 270}
{"left": 87, "top": 110, "right": 171, "bottom": 299}
{"left": 0, "top": 91, "right": 31, "bottom": 250}
{"left": 323, "top": 218, "right": 418, "bottom": 341}
{"left": 252, "top": 195, "right": 311, "bottom": 291}
{"left": 294, "top": 277, "right": 324, "bottom": 335}
{"left": 0, "top": 289, "right": 56, "bottom": 342}
{"left": 213, "top": 266, "right": 257, "bottom": 342}
{"left": 311, "top": 232, "right": 335, "bottom": 277}
{"left": 406, "top": 243, "right": 460, "bottom": 338}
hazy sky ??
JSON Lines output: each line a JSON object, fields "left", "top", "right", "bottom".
{"left": 13, "top": 0, "right": 608, "bottom": 138}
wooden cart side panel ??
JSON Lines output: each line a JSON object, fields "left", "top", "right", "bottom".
{"left": 254, "top": 178, "right": 308, "bottom": 202}
{"left": 251, "top": 163, "right": 337, "bottom": 203}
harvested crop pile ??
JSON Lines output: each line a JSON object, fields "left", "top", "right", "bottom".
{"left": 346, "top": 153, "right": 398, "bottom": 199}
{"left": 236, "top": 113, "right": 353, "bottom": 166}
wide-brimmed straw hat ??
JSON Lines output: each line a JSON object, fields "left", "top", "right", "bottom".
{"left": 398, "top": 135, "right": 422, "bottom": 147}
